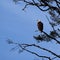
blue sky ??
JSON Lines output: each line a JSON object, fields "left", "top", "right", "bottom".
{"left": 0, "top": 0, "right": 60, "bottom": 60}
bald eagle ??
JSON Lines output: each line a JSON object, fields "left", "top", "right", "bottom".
{"left": 37, "top": 20, "right": 43, "bottom": 32}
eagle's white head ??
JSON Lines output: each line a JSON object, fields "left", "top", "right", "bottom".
{"left": 37, "top": 19, "right": 41, "bottom": 23}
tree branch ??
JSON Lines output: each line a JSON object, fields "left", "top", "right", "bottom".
{"left": 18, "top": 43, "right": 60, "bottom": 58}
{"left": 13, "top": 0, "right": 60, "bottom": 14}
{"left": 18, "top": 44, "right": 52, "bottom": 60}
{"left": 7, "top": 40, "right": 60, "bottom": 59}
{"left": 42, "top": 31, "right": 60, "bottom": 44}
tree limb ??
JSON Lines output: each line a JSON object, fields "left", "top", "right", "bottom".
{"left": 43, "top": 31, "right": 60, "bottom": 44}
{"left": 18, "top": 44, "right": 52, "bottom": 60}
{"left": 18, "top": 43, "right": 60, "bottom": 58}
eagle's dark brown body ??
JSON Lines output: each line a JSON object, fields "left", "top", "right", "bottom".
{"left": 37, "top": 21, "right": 43, "bottom": 32}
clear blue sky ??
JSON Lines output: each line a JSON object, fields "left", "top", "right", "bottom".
{"left": 0, "top": 0, "right": 60, "bottom": 60}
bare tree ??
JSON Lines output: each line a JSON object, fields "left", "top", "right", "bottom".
{"left": 7, "top": 0, "right": 60, "bottom": 60}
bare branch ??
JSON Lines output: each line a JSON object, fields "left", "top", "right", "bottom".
{"left": 18, "top": 44, "right": 52, "bottom": 60}
{"left": 22, "top": 4, "right": 29, "bottom": 10}
{"left": 13, "top": 0, "right": 60, "bottom": 14}
{"left": 20, "top": 43, "right": 60, "bottom": 58}
{"left": 43, "top": 31, "right": 60, "bottom": 44}
{"left": 55, "top": 0, "right": 60, "bottom": 8}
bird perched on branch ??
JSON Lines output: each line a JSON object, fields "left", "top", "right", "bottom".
{"left": 37, "top": 20, "right": 43, "bottom": 32}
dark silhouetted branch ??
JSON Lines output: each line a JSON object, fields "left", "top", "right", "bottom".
{"left": 13, "top": 0, "right": 60, "bottom": 14}
{"left": 20, "top": 43, "right": 60, "bottom": 58}
{"left": 43, "top": 31, "right": 60, "bottom": 44}
{"left": 18, "top": 44, "right": 52, "bottom": 60}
